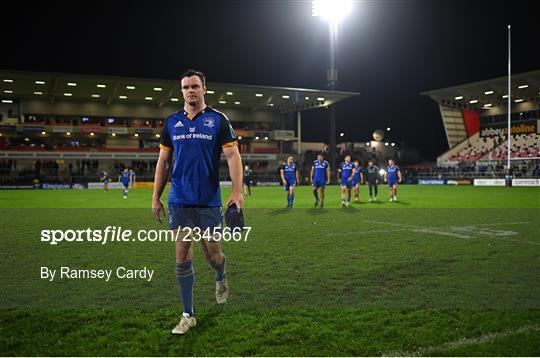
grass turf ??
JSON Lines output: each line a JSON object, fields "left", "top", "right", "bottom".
{"left": 0, "top": 185, "right": 539, "bottom": 355}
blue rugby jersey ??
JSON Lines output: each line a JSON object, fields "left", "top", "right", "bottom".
{"left": 353, "top": 164, "right": 362, "bottom": 182}
{"left": 282, "top": 163, "right": 297, "bottom": 183}
{"left": 120, "top": 172, "right": 131, "bottom": 185}
{"left": 340, "top": 161, "right": 355, "bottom": 180}
{"left": 160, "top": 107, "right": 237, "bottom": 207}
{"left": 312, "top": 160, "right": 329, "bottom": 182}
{"left": 387, "top": 165, "right": 400, "bottom": 182}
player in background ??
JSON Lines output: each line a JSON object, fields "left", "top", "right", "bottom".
{"left": 384, "top": 159, "right": 402, "bottom": 201}
{"left": 310, "top": 154, "right": 330, "bottom": 207}
{"left": 352, "top": 159, "right": 364, "bottom": 202}
{"left": 337, "top": 155, "right": 356, "bottom": 207}
{"left": 365, "top": 159, "right": 379, "bottom": 201}
{"left": 128, "top": 168, "right": 136, "bottom": 189}
{"left": 100, "top": 171, "right": 110, "bottom": 192}
{"left": 243, "top": 164, "right": 254, "bottom": 197}
{"left": 280, "top": 156, "right": 299, "bottom": 208}
{"left": 119, "top": 168, "right": 130, "bottom": 198}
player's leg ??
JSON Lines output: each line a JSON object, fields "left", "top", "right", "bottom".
{"left": 346, "top": 186, "right": 351, "bottom": 206}
{"left": 374, "top": 183, "right": 378, "bottom": 200}
{"left": 289, "top": 186, "right": 295, "bottom": 207}
{"left": 393, "top": 184, "right": 398, "bottom": 201}
{"left": 319, "top": 186, "right": 325, "bottom": 207}
{"left": 247, "top": 183, "right": 252, "bottom": 197}
{"left": 312, "top": 183, "right": 319, "bottom": 206}
{"left": 123, "top": 184, "right": 128, "bottom": 198}
{"left": 354, "top": 184, "right": 359, "bottom": 201}
{"left": 284, "top": 183, "right": 290, "bottom": 207}
{"left": 340, "top": 185, "right": 346, "bottom": 206}
{"left": 368, "top": 182, "right": 373, "bottom": 201}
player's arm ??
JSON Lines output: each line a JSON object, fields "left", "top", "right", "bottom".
{"left": 360, "top": 171, "right": 364, "bottom": 184}
{"left": 295, "top": 168, "right": 300, "bottom": 184}
{"left": 348, "top": 168, "right": 356, "bottom": 181}
{"left": 280, "top": 168, "right": 286, "bottom": 184}
{"left": 152, "top": 148, "right": 172, "bottom": 222}
{"left": 326, "top": 167, "right": 330, "bottom": 184}
{"left": 398, "top": 169, "right": 402, "bottom": 182}
{"left": 310, "top": 166, "right": 314, "bottom": 183}
{"left": 223, "top": 145, "right": 244, "bottom": 209}
{"left": 384, "top": 171, "right": 387, "bottom": 183}
{"left": 337, "top": 168, "right": 341, "bottom": 183}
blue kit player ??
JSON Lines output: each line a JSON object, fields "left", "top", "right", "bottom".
{"left": 119, "top": 168, "right": 130, "bottom": 198}
{"left": 338, "top": 155, "right": 356, "bottom": 207}
{"left": 280, "top": 156, "right": 299, "bottom": 208}
{"left": 384, "top": 159, "right": 402, "bottom": 201}
{"left": 100, "top": 171, "right": 110, "bottom": 192}
{"left": 352, "top": 159, "right": 364, "bottom": 202}
{"left": 151, "top": 69, "right": 243, "bottom": 335}
{"left": 310, "top": 154, "right": 330, "bottom": 207}
{"left": 128, "top": 168, "right": 136, "bottom": 189}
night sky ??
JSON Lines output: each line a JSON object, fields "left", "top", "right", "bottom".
{"left": 3, "top": 0, "right": 538, "bottom": 161}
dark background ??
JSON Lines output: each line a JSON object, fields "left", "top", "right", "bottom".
{"left": 3, "top": 0, "right": 538, "bottom": 161}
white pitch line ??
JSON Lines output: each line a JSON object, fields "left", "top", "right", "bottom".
{"left": 384, "top": 324, "right": 540, "bottom": 357}
{"left": 412, "top": 228, "right": 472, "bottom": 239}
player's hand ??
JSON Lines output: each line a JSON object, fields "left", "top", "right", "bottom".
{"left": 227, "top": 190, "right": 244, "bottom": 211}
{"left": 152, "top": 199, "right": 166, "bottom": 223}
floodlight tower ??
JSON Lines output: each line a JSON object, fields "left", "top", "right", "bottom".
{"left": 312, "top": 0, "right": 352, "bottom": 169}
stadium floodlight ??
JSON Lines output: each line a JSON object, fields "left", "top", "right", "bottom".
{"left": 454, "top": 96, "right": 464, "bottom": 100}
{"left": 483, "top": 103, "right": 493, "bottom": 107}
{"left": 502, "top": 94, "right": 509, "bottom": 98}
{"left": 153, "top": 87, "right": 162, "bottom": 91}
{"left": 111, "top": 133, "right": 116, "bottom": 137}
{"left": 118, "top": 95, "right": 127, "bottom": 99}
{"left": 155, "top": 134, "right": 160, "bottom": 138}
{"left": 170, "top": 98, "right": 179, "bottom": 102}
{"left": 384, "top": 142, "right": 389, "bottom": 146}
{"left": 366, "top": 142, "right": 370, "bottom": 146}
{"left": 41, "top": 131, "right": 46, "bottom": 135}
{"left": 64, "top": 93, "right": 72, "bottom": 97}
{"left": 89, "top": 132, "right": 95, "bottom": 136}
{"left": 391, "top": 142, "right": 395, "bottom": 146}
{"left": 91, "top": 94, "right": 100, "bottom": 98}
{"left": 484, "top": 90, "right": 494, "bottom": 95}
{"left": 264, "top": 136, "right": 269, "bottom": 140}
{"left": 2, "top": 100, "right": 13, "bottom": 103}
{"left": 145, "top": 97, "right": 153, "bottom": 100}
{"left": 379, "top": 169, "right": 386, "bottom": 175}
{"left": 339, "top": 132, "right": 344, "bottom": 137}
{"left": 305, "top": 96, "right": 310, "bottom": 100}
{"left": 3, "top": 79, "right": 13, "bottom": 83}
{"left": 317, "top": 97, "right": 325, "bottom": 101}
{"left": 255, "top": 136, "right": 260, "bottom": 140}
{"left": 206, "top": 90, "right": 215, "bottom": 94}
{"left": 267, "top": 103, "right": 274, "bottom": 107}
{"left": 386, "top": 127, "right": 391, "bottom": 131}
{"left": 282, "top": 95, "right": 290, "bottom": 99}
{"left": 67, "top": 82, "right": 77, "bottom": 86}
{"left": 66, "top": 132, "right": 71, "bottom": 136}
{"left": 97, "top": 84, "right": 106, "bottom": 88}
{"left": 226, "top": 91, "right": 234, "bottom": 95}
{"left": 312, "top": 0, "right": 352, "bottom": 23}
{"left": 517, "top": 84, "right": 528, "bottom": 89}
{"left": 514, "top": 99, "right": 524, "bottom": 103}
{"left": 219, "top": 100, "right": 226, "bottom": 104}
{"left": 3, "top": 90, "right": 13, "bottom": 93}
{"left": 34, "top": 91, "right": 43, "bottom": 95}
{"left": 469, "top": 99, "right": 478, "bottom": 104}
{"left": 255, "top": 93, "right": 263, "bottom": 97}
{"left": 134, "top": 133, "right": 139, "bottom": 137}
{"left": 238, "top": 136, "right": 243, "bottom": 140}
{"left": 234, "top": 101, "right": 240, "bottom": 105}
{"left": 35, "top": 80, "right": 45, "bottom": 85}
{"left": 126, "top": 85, "right": 136, "bottom": 90}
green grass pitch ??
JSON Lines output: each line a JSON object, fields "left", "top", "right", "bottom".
{"left": 1, "top": 185, "right": 539, "bottom": 356}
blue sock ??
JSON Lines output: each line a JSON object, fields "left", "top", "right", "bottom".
{"left": 291, "top": 194, "right": 294, "bottom": 205}
{"left": 210, "top": 254, "right": 226, "bottom": 281}
{"left": 175, "top": 260, "right": 194, "bottom": 316}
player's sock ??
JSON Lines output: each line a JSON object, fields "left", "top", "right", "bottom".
{"left": 210, "top": 254, "right": 226, "bottom": 282}
{"left": 175, "top": 260, "right": 195, "bottom": 317}
{"left": 313, "top": 190, "right": 318, "bottom": 200}
{"left": 291, "top": 194, "right": 294, "bottom": 206}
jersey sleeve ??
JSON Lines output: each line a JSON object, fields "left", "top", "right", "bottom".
{"left": 159, "top": 119, "right": 173, "bottom": 151}
{"left": 218, "top": 114, "right": 238, "bottom": 148}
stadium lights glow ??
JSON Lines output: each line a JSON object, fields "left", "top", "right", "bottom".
{"left": 267, "top": 103, "right": 274, "bottom": 107}
{"left": 234, "top": 101, "right": 240, "bottom": 105}
{"left": 484, "top": 91, "right": 494, "bottom": 95}
{"left": 219, "top": 100, "right": 226, "bottom": 104}
{"left": 2, "top": 100, "right": 13, "bottom": 103}
{"left": 118, "top": 95, "right": 127, "bottom": 99}
{"left": 91, "top": 94, "right": 100, "bottom": 98}
{"left": 155, "top": 134, "right": 160, "bottom": 138}
{"left": 170, "top": 98, "right": 179, "bottom": 102}
{"left": 264, "top": 136, "right": 268, "bottom": 140}
{"left": 366, "top": 142, "right": 370, "bottom": 146}
{"left": 3, "top": 79, "right": 14, "bottom": 83}
{"left": 145, "top": 97, "right": 153, "bottom": 100}
{"left": 206, "top": 90, "right": 215, "bottom": 94}
{"left": 483, "top": 103, "right": 493, "bottom": 107}
{"left": 305, "top": 96, "right": 310, "bottom": 100}
{"left": 386, "top": 127, "right": 391, "bottom": 131}
{"left": 34, "top": 91, "right": 43, "bottom": 95}
{"left": 41, "top": 131, "right": 46, "bottom": 135}
{"left": 67, "top": 82, "right": 77, "bottom": 86}
{"left": 126, "top": 85, "right": 136, "bottom": 90}
{"left": 238, "top": 136, "right": 243, "bottom": 140}
{"left": 153, "top": 87, "right": 162, "bottom": 91}
{"left": 312, "top": 0, "right": 352, "bottom": 23}
{"left": 255, "top": 93, "right": 263, "bottom": 97}
{"left": 90, "top": 132, "right": 95, "bottom": 136}
{"left": 502, "top": 94, "right": 509, "bottom": 98}
{"left": 454, "top": 96, "right": 463, "bottom": 100}
{"left": 469, "top": 99, "right": 478, "bottom": 104}
{"left": 66, "top": 132, "right": 71, "bottom": 136}
{"left": 518, "top": 84, "right": 528, "bottom": 89}
{"left": 391, "top": 142, "right": 395, "bottom": 146}
{"left": 226, "top": 91, "right": 233, "bottom": 95}
{"left": 379, "top": 169, "right": 386, "bottom": 175}
{"left": 317, "top": 97, "right": 325, "bottom": 101}
{"left": 515, "top": 99, "right": 524, "bottom": 103}
{"left": 97, "top": 84, "right": 106, "bottom": 88}
{"left": 282, "top": 95, "right": 290, "bottom": 99}
{"left": 111, "top": 133, "right": 116, "bottom": 137}
{"left": 24, "top": 137, "right": 30, "bottom": 142}
{"left": 35, "top": 80, "right": 45, "bottom": 85}
{"left": 339, "top": 132, "right": 344, "bottom": 137}
{"left": 3, "top": 90, "right": 13, "bottom": 93}
{"left": 134, "top": 133, "right": 139, "bottom": 137}
{"left": 384, "top": 142, "right": 389, "bottom": 146}
{"left": 64, "top": 93, "right": 72, "bottom": 97}
{"left": 255, "top": 136, "right": 260, "bottom": 140}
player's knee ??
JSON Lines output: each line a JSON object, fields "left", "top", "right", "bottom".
{"left": 208, "top": 252, "right": 222, "bottom": 266}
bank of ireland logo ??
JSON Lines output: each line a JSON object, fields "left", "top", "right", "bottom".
{"left": 203, "top": 118, "right": 215, "bottom": 128}
{"left": 189, "top": 127, "right": 196, "bottom": 133}
{"left": 174, "top": 120, "right": 183, "bottom": 127}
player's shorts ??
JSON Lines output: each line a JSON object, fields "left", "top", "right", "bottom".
{"left": 388, "top": 179, "right": 398, "bottom": 187}
{"left": 168, "top": 205, "right": 222, "bottom": 230}
{"left": 121, "top": 181, "right": 130, "bottom": 188}
{"left": 312, "top": 179, "right": 325, "bottom": 188}
{"left": 340, "top": 178, "right": 352, "bottom": 188}
{"left": 102, "top": 179, "right": 109, "bottom": 184}
{"left": 244, "top": 180, "right": 253, "bottom": 187}
{"left": 284, "top": 180, "right": 296, "bottom": 191}
{"left": 351, "top": 178, "right": 360, "bottom": 187}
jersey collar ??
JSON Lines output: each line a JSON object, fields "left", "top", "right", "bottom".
{"left": 183, "top": 106, "right": 208, "bottom": 121}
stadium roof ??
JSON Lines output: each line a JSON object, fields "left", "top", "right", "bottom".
{"left": 0, "top": 70, "right": 359, "bottom": 113}
{"left": 421, "top": 69, "right": 540, "bottom": 110}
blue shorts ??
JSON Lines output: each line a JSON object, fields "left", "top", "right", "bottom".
{"left": 284, "top": 180, "right": 296, "bottom": 191}
{"left": 351, "top": 179, "right": 360, "bottom": 187}
{"left": 388, "top": 179, "right": 398, "bottom": 187}
{"left": 340, "top": 179, "right": 352, "bottom": 188}
{"left": 121, "top": 181, "right": 130, "bottom": 188}
{"left": 168, "top": 205, "right": 222, "bottom": 230}
{"left": 102, "top": 179, "right": 109, "bottom": 184}
{"left": 312, "top": 179, "right": 325, "bottom": 188}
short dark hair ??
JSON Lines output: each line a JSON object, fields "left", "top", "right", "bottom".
{"left": 180, "top": 69, "right": 206, "bottom": 86}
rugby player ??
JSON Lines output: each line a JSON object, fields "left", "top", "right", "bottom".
{"left": 384, "top": 159, "right": 402, "bottom": 201}
{"left": 119, "top": 168, "right": 130, "bottom": 198}
{"left": 365, "top": 159, "right": 379, "bottom": 201}
{"left": 310, "top": 154, "right": 330, "bottom": 207}
{"left": 152, "top": 69, "right": 243, "bottom": 335}
{"left": 280, "top": 156, "right": 299, "bottom": 208}
{"left": 337, "top": 155, "right": 356, "bottom": 207}
{"left": 100, "top": 171, "right": 110, "bottom": 192}
{"left": 352, "top": 159, "right": 364, "bottom": 202}
{"left": 243, "top": 164, "right": 254, "bottom": 197}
